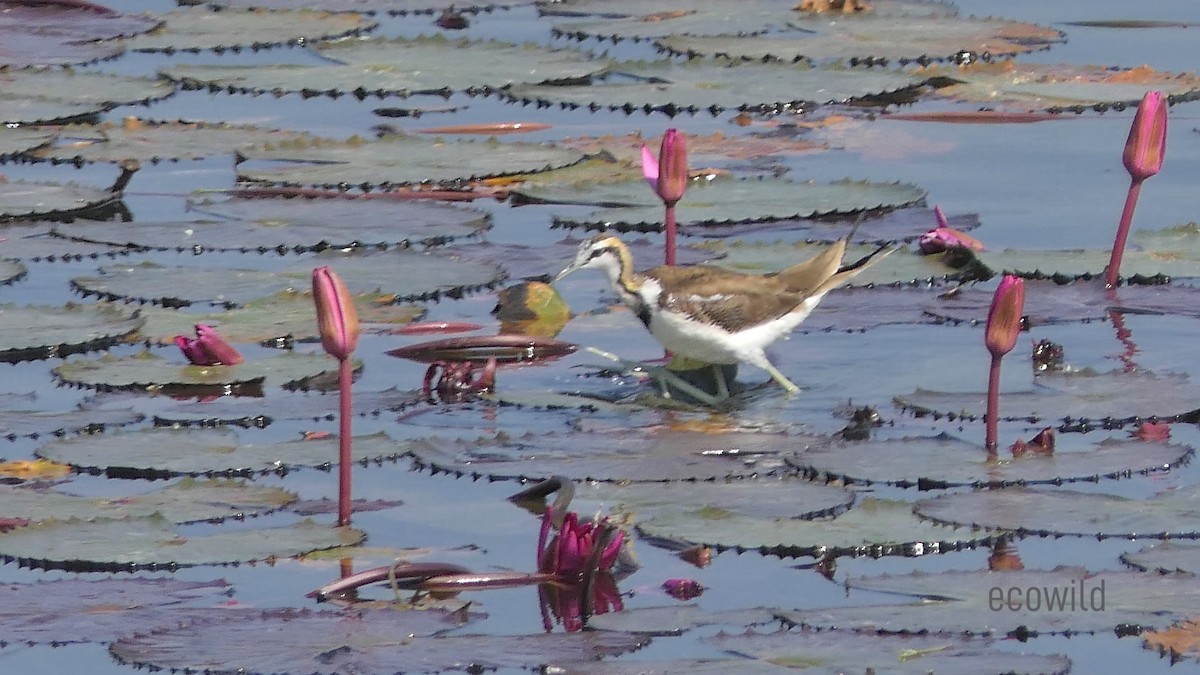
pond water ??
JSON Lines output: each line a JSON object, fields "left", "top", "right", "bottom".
{"left": 2, "top": 0, "right": 1200, "bottom": 673}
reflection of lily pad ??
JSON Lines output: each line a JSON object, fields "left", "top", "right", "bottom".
{"left": 0, "top": 303, "right": 143, "bottom": 363}
{"left": 789, "top": 433, "right": 1191, "bottom": 488}
{"left": 237, "top": 135, "right": 585, "bottom": 190}
{"left": 916, "top": 484, "right": 1200, "bottom": 539}
{"left": 780, "top": 567, "right": 1200, "bottom": 634}
{"left": 121, "top": 7, "right": 376, "bottom": 53}
{"left": 637, "top": 496, "right": 1001, "bottom": 559}
{"left": 38, "top": 429, "right": 403, "bottom": 478}
{"left": 0, "top": 478, "right": 295, "bottom": 524}
{"left": 0, "top": 515, "right": 364, "bottom": 571}
{"left": 54, "top": 350, "right": 344, "bottom": 395}
{"left": 112, "top": 608, "right": 646, "bottom": 674}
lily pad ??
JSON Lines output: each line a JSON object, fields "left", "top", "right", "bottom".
{"left": 0, "top": 515, "right": 364, "bottom": 571}
{"left": 0, "top": 259, "right": 25, "bottom": 285}
{"left": 585, "top": 604, "right": 777, "bottom": 636}
{"left": 0, "top": 578, "right": 232, "bottom": 645}
{"left": 0, "top": 406, "right": 142, "bottom": 440}
{"left": 407, "top": 428, "right": 807, "bottom": 482}
{"left": 637, "top": 496, "right": 1001, "bottom": 559}
{"left": 0, "top": 223, "right": 137, "bottom": 261}
{"left": 194, "top": 0, "right": 532, "bottom": 11}
{"left": 540, "top": 177, "right": 926, "bottom": 231}
{"left": 0, "top": 303, "right": 143, "bottom": 363}
{"left": 54, "top": 350, "right": 345, "bottom": 395}
{"left": 237, "top": 134, "right": 585, "bottom": 190}
{"left": 0, "top": 71, "right": 175, "bottom": 124}
{"left": 678, "top": 208, "right": 980, "bottom": 243}
{"left": 915, "top": 483, "right": 1200, "bottom": 540}
{"left": 71, "top": 250, "right": 504, "bottom": 308}
{"left": 780, "top": 567, "right": 1200, "bottom": 634}
{"left": 707, "top": 629, "right": 1071, "bottom": 675}
{"left": 37, "top": 428, "right": 405, "bottom": 478}
{"left": 111, "top": 608, "right": 647, "bottom": 674}
{"left": 692, "top": 240, "right": 974, "bottom": 287}
{"left": 925, "top": 62, "right": 1200, "bottom": 112}
{"left": 506, "top": 59, "right": 929, "bottom": 114}
{"left": 1121, "top": 542, "right": 1200, "bottom": 574}
{"left": 33, "top": 119, "right": 317, "bottom": 165}
{"left": 0, "top": 127, "right": 55, "bottom": 158}
{"left": 0, "top": 478, "right": 295, "bottom": 524}
{"left": 788, "top": 433, "right": 1191, "bottom": 489}
{"left": 121, "top": 7, "right": 376, "bottom": 53}
{"left": 0, "top": 2, "right": 161, "bottom": 67}
{"left": 895, "top": 369, "right": 1200, "bottom": 429}
{"left": 139, "top": 387, "right": 421, "bottom": 428}
{"left": 0, "top": 179, "right": 125, "bottom": 222}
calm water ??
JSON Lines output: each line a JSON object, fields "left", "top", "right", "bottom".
{"left": 2, "top": 0, "right": 1199, "bottom": 673}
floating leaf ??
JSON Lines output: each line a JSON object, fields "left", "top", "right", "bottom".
{"left": 0, "top": 71, "right": 175, "bottom": 124}
{"left": 926, "top": 62, "right": 1200, "bottom": 112}
{"left": 0, "top": 406, "right": 142, "bottom": 441}
{"left": 111, "top": 607, "right": 646, "bottom": 674}
{"left": 388, "top": 335, "right": 577, "bottom": 364}
{"left": 0, "top": 578, "right": 231, "bottom": 644}
{"left": 121, "top": 7, "right": 376, "bottom": 53}
{"left": 0, "top": 515, "right": 364, "bottom": 571}
{"left": 0, "top": 303, "right": 143, "bottom": 363}
{"left": 976, "top": 245, "right": 1200, "bottom": 282}
{"left": 53, "top": 350, "right": 344, "bottom": 394}
{"left": 0, "top": 179, "right": 124, "bottom": 221}
{"left": 0, "top": 223, "right": 136, "bottom": 261}
{"left": 34, "top": 119, "right": 317, "bottom": 164}
{"left": 0, "top": 127, "right": 55, "bottom": 158}
{"left": 781, "top": 567, "right": 1200, "bottom": 634}
{"left": 706, "top": 629, "right": 1071, "bottom": 675}
{"left": 922, "top": 279, "right": 1200, "bottom": 326}
{"left": 1143, "top": 619, "right": 1200, "bottom": 662}
{"left": 0, "top": 478, "right": 295, "bottom": 524}
{"left": 37, "top": 429, "right": 404, "bottom": 478}
{"left": 193, "top": 0, "right": 533, "bottom": 11}
{"left": 915, "top": 484, "right": 1200, "bottom": 539}
{"left": 636, "top": 496, "right": 1001, "bottom": 559}
{"left": 0, "top": 3, "right": 161, "bottom": 67}
{"left": 0, "top": 458, "right": 72, "bottom": 480}
{"left": 71, "top": 250, "right": 504, "bottom": 307}
{"left": 135, "top": 387, "right": 421, "bottom": 428}
{"left": 237, "top": 134, "right": 585, "bottom": 190}
{"left": 0, "top": 259, "right": 25, "bottom": 285}
{"left": 1122, "top": 542, "right": 1200, "bottom": 574}
{"left": 586, "top": 604, "right": 776, "bottom": 636}
{"left": 695, "top": 241, "right": 974, "bottom": 288}
{"left": 789, "top": 433, "right": 1190, "bottom": 489}
{"left": 506, "top": 59, "right": 928, "bottom": 114}
{"left": 678, "top": 208, "right": 979, "bottom": 243}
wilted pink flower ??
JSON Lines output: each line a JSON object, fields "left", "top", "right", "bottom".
{"left": 1010, "top": 427, "right": 1054, "bottom": 457}
{"left": 537, "top": 508, "right": 623, "bottom": 581}
{"left": 312, "top": 266, "right": 359, "bottom": 361}
{"left": 985, "top": 275, "right": 1025, "bottom": 359}
{"left": 918, "top": 206, "right": 984, "bottom": 254}
{"left": 662, "top": 578, "right": 704, "bottom": 601}
{"left": 174, "top": 324, "right": 243, "bottom": 366}
{"left": 641, "top": 128, "right": 688, "bottom": 206}
{"left": 1123, "top": 91, "right": 1167, "bottom": 183}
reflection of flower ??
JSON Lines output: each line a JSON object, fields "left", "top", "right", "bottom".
{"left": 539, "top": 572, "right": 623, "bottom": 633}
{"left": 174, "top": 324, "right": 243, "bottom": 366}
{"left": 537, "top": 509, "right": 623, "bottom": 581}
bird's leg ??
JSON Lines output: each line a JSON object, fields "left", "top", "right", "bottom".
{"left": 585, "top": 347, "right": 726, "bottom": 407}
{"left": 762, "top": 361, "right": 801, "bottom": 394}
{"left": 711, "top": 364, "right": 730, "bottom": 402}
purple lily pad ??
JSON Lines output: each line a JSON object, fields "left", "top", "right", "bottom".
{"left": 0, "top": 1, "right": 161, "bottom": 67}
{"left": 110, "top": 608, "right": 646, "bottom": 674}
{"left": 0, "top": 577, "right": 231, "bottom": 645}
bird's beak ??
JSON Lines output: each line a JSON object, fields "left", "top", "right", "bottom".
{"left": 554, "top": 262, "right": 580, "bottom": 283}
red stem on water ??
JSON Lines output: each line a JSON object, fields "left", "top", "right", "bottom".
{"left": 985, "top": 354, "right": 1002, "bottom": 456}
{"left": 664, "top": 202, "right": 677, "bottom": 266}
{"left": 1104, "top": 178, "right": 1143, "bottom": 289}
{"left": 337, "top": 357, "right": 354, "bottom": 527}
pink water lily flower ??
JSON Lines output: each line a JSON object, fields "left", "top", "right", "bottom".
{"left": 918, "top": 206, "right": 985, "bottom": 254}
{"left": 1123, "top": 90, "right": 1167, "bottom": 182}
{"left": 985, "top": 275, "right": 1025, "bottom": 359}
{"left": 174, "top": 324, "right": 243, "bottom": 366}
{"left": 537, "top": 508, "right": 623, "bottom": 581}
{"left": 641, "top": 128, "right": 688, "bottom": 206}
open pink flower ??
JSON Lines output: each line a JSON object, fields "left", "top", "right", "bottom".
{"left": 537, "top": 508, "right": 623, "bottom": 581}
{"left": 174, "top": 324, "right": 243, "bottom": 366}
{"left": 918, "top": 205, "right": 984, "bottom": 254}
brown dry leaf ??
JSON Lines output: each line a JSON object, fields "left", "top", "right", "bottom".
{"left": 0, "top": 458, "right": 73, "bottom": 480}
{"left": 1144, "top": 619, "right": 1200, "bottom": 658}
{"left": 1103, "top": 65, "right": 1159, "bottom": 83}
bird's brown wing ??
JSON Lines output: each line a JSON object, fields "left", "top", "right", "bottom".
{"left": 655, "top": 279, "right": 809, "bottom": 334}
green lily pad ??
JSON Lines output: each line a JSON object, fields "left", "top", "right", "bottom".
{"left": 789, "top": 433, "right": 1191, "bottom": 489}
{"left": 540, "top": 177, "right": 927, "bottom": 230}
{"left": 0, "top": 127, "right": 55, "bottom": 158}
{"left": 0, "top": 406, "right": 142, "bottom": 440}
{"left": 696, "top": 240, "right": 970, "bottom": 288}
{"left": 0, "top": 478, "right": 295, "bottom": 524}
{"left": 0, "top": 4, "right": 160, "bottom": 67}
{"left": 0, "top": 515, "right": 364, "bottom": 571}
{"left": 0, "top": 303, "right": 143, "bottom": 363}
{"left": 71, "top": 250, "right": 504, "bottom": 308}
{"left": 915, "top": 483, "right": 1200, "bottom": 539}
{"left": 977, "top": 247, "right": 1200, "bottom": 282}
{"left": 121, "top": 7, "right": 376, "bottom": 53}
{"left": 780, "top": 567, "right": 1200, "bottom": 634}
{"left": 0, "top": 223, "right": 137, "bottom": 261}
{"left": 111, "top": 608, "right": 646, "bottom": 674}
{"left": 193, "top": 0, "right": 532, "bottom": 11}
{"left": 34, "top": 120, "right": 316, "bottom": 165}
{"left": 706, "top": 630, "right": 1071, "bottom": 675}
{"left": 0, "top": 71, "right": 175, "bottom": 118}
{"left": 237, "top": 134, "right": 585, "bottom": 190}
{"left": 506, "top": 59, "right": 929, "bottom": 114}
{"left": 0, "top": 259, "right": 25, "bottom": 285}
{"left": 657, "top": 13, "right": 1063, "bottom": 64}
{"left": 926, "top": 62, "right": 1200, "bottom": 112}
{"left": 1122, "top": 542, "right": 1200, "bottom": 574}
{"left": 0, "top": 179, "right": 124, "bottom": 222}
{"left": 37, "top": 428, "right": 404, "bottom": 478}
{"left": 127, "top": 387, "right": 420, "bottom": 428}
{"left": 53, "top": 350, "right": 345, "bottom": 394}
{"left": 57, "top": 196, "right": 490, "bottom": 253}
{"left": 585, "top": 605, "right": 777, "bottom": 636}
{"left": 637, "top": 496, "right": 1002, "bottom": 559}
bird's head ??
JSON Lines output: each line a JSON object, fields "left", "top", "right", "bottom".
{"left": 554, "top": 235, "right": 630, "bottom": 282}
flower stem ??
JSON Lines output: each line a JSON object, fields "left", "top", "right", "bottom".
{"left": 1104, "top": 178, "right": 1143, "bottom": 289}
{"left": 985, "top": 354, "right": 1002, "bottom": 456}
{"left": 664, "top": 202, "right": 677, "bottom": 266}
{"left": 337, "top": 356, "right": 354, "bottom": 527}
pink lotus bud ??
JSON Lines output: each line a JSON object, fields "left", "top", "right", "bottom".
{"left": 174, "top": 324, "right": 243, "bottom": 366}
{"left": 641, "top": 128, "right": 688, "bottom": 206}
{"left": 985, "top": 275, "right": 1025, "bottom": 358}
{"left": 1123, "top": 91, "right": 1167, "bottom": 182}
{"left": 312, "top": 266, "right": 360, "bottom": 361}
{"left": 918, "top": 205, "right": 984, "bottom": 254}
